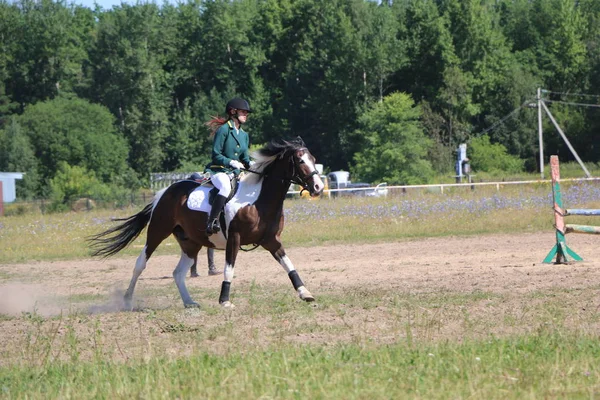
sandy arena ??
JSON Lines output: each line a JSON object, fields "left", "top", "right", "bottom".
{"left": 1, "top": 231, "right": 599, "bottom": 365}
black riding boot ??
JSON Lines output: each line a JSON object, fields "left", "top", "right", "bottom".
{"left": 206, "top": 194, "right": 227, "bottom": 235}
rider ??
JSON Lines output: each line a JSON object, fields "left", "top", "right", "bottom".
{"left": 204, "top": 97, "right": 252, "bottom": 235}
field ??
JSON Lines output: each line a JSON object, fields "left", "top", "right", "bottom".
{"left": 1, "top": 185, "right": 600, "bottom": 398}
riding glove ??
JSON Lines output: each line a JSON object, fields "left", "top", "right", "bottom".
{"left": 229, "top": 160, "right": 244, "bottom": 169}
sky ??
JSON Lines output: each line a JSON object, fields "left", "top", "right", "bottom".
{"left": 72, "top": 0, "right": 172, "bottom": 11}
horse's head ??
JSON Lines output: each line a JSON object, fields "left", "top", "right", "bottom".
{"left": 289, "top": 144, "right": 325, "bottom": 197}
{"left": 253, "top": 137, "right": 324, "bottom": 197}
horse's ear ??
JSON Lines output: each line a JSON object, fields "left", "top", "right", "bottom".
{"left": 296, "top": 136, "right": 306, "bottom": 147}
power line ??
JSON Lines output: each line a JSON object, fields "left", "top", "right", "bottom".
{"left": 475, "top": 100, "right": 532, "bottom": 137}
{"left": 544, "top": 99, "right": 600, "bottom": 108}
{"left": 542, "top": 89, "right": 600, "bottom": 99}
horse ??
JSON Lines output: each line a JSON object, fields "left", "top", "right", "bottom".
{"left": 88, "top": 137, "right": 324, "bottom": 309}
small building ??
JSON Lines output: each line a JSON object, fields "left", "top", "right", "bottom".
{"left": 0, "top": 172, "right": 24, "bottom": 203}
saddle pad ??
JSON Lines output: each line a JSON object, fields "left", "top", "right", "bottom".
{"left": 187, "top": 186, "right": 212, "bottom": 213}
{"left": 186, "top": 179, "right": 264, "bottom": 232}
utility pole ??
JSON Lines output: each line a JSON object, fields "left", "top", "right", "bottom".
{"left": 540, "top": 101, "right": 591, "bottom": 178}
{"left": 537, "top": 88, "right": 544, "bottom": 179}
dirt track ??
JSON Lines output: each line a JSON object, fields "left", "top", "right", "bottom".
{"left": 1, "top": 231, "right": 599, "bottom": 365}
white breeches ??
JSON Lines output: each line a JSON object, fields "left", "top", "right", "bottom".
{"left": 211, "top": 172, "right": 232, "bottom": 197}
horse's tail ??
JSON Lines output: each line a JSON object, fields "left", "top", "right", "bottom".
{"left": 87, "top": 203, "right": 153, "bottom": 258}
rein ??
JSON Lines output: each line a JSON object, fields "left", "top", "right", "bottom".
{"left": 242, "top": 150, "right": 319, "bottom": 191}
{"left": 236, "top": 149, "right": 318, "bottom": 252}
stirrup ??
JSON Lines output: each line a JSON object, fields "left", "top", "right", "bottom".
{"left": 206, "top": 219, "right": 221, "bottom": 235}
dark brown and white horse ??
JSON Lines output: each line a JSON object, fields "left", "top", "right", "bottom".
{"left": 88, "top": 138, "right": 324, "bottom": 309}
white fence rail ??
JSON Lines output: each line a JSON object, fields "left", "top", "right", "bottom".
{"left": 151, "top": 172, "right": 600, "bottom": 196}
{"left": 289, "top": 177, "right": 600, "bottom": 196}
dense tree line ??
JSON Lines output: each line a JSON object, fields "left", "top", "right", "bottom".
{"left": 0, "top": 0, "right": 599, "bottom": 201}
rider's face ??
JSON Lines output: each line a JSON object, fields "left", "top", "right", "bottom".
{"left": 235, "top": 109, "right": 249, "bottom": 124}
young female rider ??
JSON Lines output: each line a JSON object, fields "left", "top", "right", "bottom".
{"left": 204, "top": 97, "right": 252, "bottom": 235}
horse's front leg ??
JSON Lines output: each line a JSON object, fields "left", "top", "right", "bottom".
{"left": 218, "top": 234, "right": 240, "bottom": 308}
{"left": 268, "top": 245, "right": 315, "bottom": 302}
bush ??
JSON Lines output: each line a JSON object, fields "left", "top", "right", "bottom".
{"left": 469, "top": 135, "right": 524, "bottom": 174}
{"left": 47, "top": 162, "right": 132, "bottom": 212}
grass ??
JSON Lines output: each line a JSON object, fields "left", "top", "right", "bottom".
{"left": 2, "top": 180, "right": 600, "bottom": 264}
{"left": 0, "top": 333, "right": 598, "bottom": 399}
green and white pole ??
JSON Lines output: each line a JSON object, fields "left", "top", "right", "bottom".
{"left": 543, "top": 155, "right": 583, "bottom": 264}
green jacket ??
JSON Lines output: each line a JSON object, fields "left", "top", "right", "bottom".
{"left": 204, "top": 120, "right": 250, "bottom": 176}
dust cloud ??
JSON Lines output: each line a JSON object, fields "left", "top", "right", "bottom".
{"left": 0, "top": 283, "right": 63, "bottom": 316}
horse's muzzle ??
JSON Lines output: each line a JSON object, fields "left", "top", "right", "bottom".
{"left": 308, "top": 175, "right": 325, "bottom": 197}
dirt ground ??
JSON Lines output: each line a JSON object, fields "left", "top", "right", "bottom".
{"left": 1, "top": 231, "right": 600, "bottom": 366}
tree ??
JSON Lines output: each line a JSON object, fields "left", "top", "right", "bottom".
{"left": 269, "top": 0, "right": 368, "bottom": 170}
{"left": 17, "top": 96, "right": 130, "bottom": 195}
{"left": 363, "top": 1, "right": 406, "bottom": 102}
{"left": 0, "top": 1, "right": 20, "bottom": 127}
{"left": 7, "top": 0, "right": 94, "bottom": 106}
{"left": 90, "top": 4, "right": 172, "bottom": 176}
{"left": 351, "top": 92, "right": 434, "bottom": 185}
{"left": 532, "top": 0, "right": 588, "bottom": 91}
{"left": 0, "top": 117, "right": 39, "bottom": 198}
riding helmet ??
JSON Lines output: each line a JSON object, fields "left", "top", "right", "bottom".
{"left": 225, "top": 97, "right": 252, "bottom": 114}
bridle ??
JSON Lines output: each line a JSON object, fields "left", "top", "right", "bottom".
{"left": 236, "top": 147, "right": 320, "bottom": 252}
{"left": 287, "top": 150, "right": 320, "bottom": 196}
{"left": 242, "top": 147, "right": 319, "bottom": 196}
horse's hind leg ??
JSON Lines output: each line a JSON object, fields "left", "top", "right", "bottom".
{"left": 123, "top": 224, "right": 170, "bottom": 310}
{"left": 124, "top": 246, "right": 150, "bottom": 310}
{"left": 268, "top": 245, "right": 315, "bottom": 302}
{"left": 173, "top": 252, "right": 199, "bottom": 308}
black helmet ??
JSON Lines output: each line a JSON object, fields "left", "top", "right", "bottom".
{"left": 225, "top": 97, "right": 252, "bottom": 114}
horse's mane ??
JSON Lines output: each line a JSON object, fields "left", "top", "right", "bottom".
{"left": 240, "top": 137, "right": 307, "bottom": 185}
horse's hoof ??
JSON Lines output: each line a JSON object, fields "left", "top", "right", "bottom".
{"left": 298, "top": 287, "right": 315, "bottom": 302}
{"left": 190, "top": 273, "right": 199, "bottom": 278}
{"left": 208, "top": 269, "right": 222, "bottom": 276}
{"left": 184, "top": 302, "right": 200, "bottom": 309}
{"left": 123, "top": 298, "right": 133, "bottom": 311}
{"left": 220, "top": 301, "right": 235, "bottom": 309}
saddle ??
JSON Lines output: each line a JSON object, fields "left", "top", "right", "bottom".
{"left": 186, "top": 173, "right": 240, "bottom": 205}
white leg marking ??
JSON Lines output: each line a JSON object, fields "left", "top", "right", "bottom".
{"left": 278, "top": 255, "right": 295, "bottom": 274}
{"left": 124, "top": 247, "right": 148, "bottom": 309}
{"left": 278, "top": 255, "right": 313, "bottom": 301}
{"left": 224, "top": 262, "right": 234, "bottom": 282}
{"left": 173, "top": 252, "right": 197, "bottom": 307}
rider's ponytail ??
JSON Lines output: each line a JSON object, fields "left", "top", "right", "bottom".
{"left": 205, "top": 116, "right": 227, "bottom": 138}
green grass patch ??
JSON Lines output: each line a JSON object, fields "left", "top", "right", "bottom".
{"left": 1, "top": 332, "right": 598, "bottom": 399}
